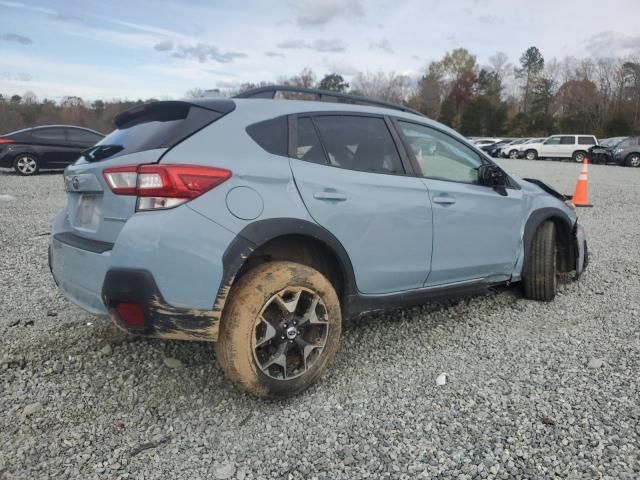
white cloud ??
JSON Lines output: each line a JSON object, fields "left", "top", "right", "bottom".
{"left": 288, "top": 0, "right": 364, "bottom": 27}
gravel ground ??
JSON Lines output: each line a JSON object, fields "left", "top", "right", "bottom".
{"left": 1, "top": 159, "right": 639, "bottom": 479}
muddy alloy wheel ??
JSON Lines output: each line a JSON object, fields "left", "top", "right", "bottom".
{"left": 626, "top": 153, "right": 640, "bottom": 168}
{"left": 13, "top": 155, "right": 39, "bottom": 175}
{"left": 253, "top": 288, "right": 329, "bottom": 380}
{"left": 216, "top": 261, "right": 341, "bottom": 398}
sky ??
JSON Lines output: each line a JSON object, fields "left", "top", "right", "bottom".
{"left": 1, "top": 0, "right": 639, "bottom": 101}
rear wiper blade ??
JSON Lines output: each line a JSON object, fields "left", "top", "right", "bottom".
{"left": 81, "top": 144, "right": 124, "bottom": 162}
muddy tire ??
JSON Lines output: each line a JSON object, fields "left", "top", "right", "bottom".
{"left": 523, "top": 221, "right": 557, "bottom": 301}
{"left": 216, "top": 261, "right": 341, "bottom": 398}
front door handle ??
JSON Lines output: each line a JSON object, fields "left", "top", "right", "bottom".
{"left": 432, "top": 195, "right": 456, "bottom": 205}
{"left": 313, "top": 191, "right": 347, "bottom": 201}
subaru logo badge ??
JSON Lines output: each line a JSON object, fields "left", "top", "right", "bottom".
{"left": 72, "top": 176, "right": 80, "bottom": 190}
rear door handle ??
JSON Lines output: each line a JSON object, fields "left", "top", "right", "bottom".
{"left": 313, "top": 191, "right": 347, "bottom": 201}
{"left": 432, "top": 195, "right": 456, "bottom": 205}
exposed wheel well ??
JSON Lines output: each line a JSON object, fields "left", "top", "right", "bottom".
{"left": 546, "top": 216, "right": 574, "bottom": 273}
{"left": 235, "top": 234, "right": 347, "bottom": 306}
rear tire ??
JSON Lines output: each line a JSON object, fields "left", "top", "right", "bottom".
{"left": 572, "top": 150, "right": 587, "bottom": 163}
{"left": 625, "top": 153, "right": 640, "bottom": 168}
{"left": 216, "top": 261, "right": 341, "bottom": 398}
{"left": 13, "top": 154, "right": 40, "bottom": 176}
{"left": 508, "top": 149, "right": 519, "bottom": 159}
{"left": 523, "top": 221, "right": 557, "bottom": 301}
{"left": 525, "top": 149, "right": 538, "bottom": 160}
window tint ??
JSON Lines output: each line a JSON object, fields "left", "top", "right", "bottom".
{"left": 578, "top": 136, "right": 596, "bottom": 145}
{"left": 295, "top": 117, "right": 326, "bottom": 164}
{"left": 67, "top": 128, "right": 102, "bottom": 145}
{"left": 398, "top": 121, "right": 481, "bottom": 183}
{"left": 312, "top": 116, "right": 403, "bottom": 174}
{"left": 246, "top": 116, "right": 288, "bottom": 156}
{"left": 31, "top": 128, "right": 65, "bottom": 142}
{"left": 560, "top": 136, "right": 575, "bottom": 145}
{"left": 545, "top": 137, "right": 561, "bottom": 145}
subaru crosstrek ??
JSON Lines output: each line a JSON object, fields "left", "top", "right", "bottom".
{"left": 49, "top": 87, "right": 588, "bottom": 398}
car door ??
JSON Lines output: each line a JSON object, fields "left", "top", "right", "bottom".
{"left": 539, "top": 136, "right": 561, "bottom": 157}
{"left": 29, "top": 127, "right": 70, "bottom": 167}
{"left": 394, "top": 120, "right": 523, "bottom": 286}
{"left": 289, "top": 114, "right": 433, "bottom": 295}
{"left": 558, "top": 136, "right": 576, "bottom": 158}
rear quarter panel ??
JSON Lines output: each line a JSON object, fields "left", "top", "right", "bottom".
{"left": 160, "top": 103, "right": 314, "bottom": 234}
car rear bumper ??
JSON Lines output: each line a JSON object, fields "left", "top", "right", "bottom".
{"left": 49, "top": 231, "right": 112, "bottom": 316}
{"left": 49, "top": 205, "right": 237, "bottom": 340}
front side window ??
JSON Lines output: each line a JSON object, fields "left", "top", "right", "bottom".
{"left": 545, "top": 137, "right": 561, "bottom": 145}
{"left": 312, "top": 116, "right": 404, "bottom": 175}
{"left": 560, "top": 136, "right": 575, "bottom": 145}
{"left": 398, "top": 121, "right": 482, "bottom": 183}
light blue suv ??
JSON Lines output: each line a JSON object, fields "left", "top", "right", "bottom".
{"left": 49, "top": 86, "right": 588, "bottom": 398}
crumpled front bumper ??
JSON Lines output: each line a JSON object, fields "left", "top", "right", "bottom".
{"left": 575, "top": 223, "right": 588, "bottom": 276}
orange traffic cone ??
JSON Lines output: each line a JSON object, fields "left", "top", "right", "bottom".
{"left": 571, "top": 158, "right": 592, "bottom": 207}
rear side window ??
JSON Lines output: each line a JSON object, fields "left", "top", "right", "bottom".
{"left": 560, "top": 136, "right": 575, "bottom": 145}
{"left": 246, "top": 116, "right": 288, "bottom": 156}
{"left": 31, "top": 128, "right": 66, "bottom": 142}
{"left": 312, "top": 115, "right": 403, "bottom": 174}
{"left": 578, "top": 136, "right": 596, "bottom": 145}
{"left": 85, "top": 101, "right": 232, "bottom": 162}
{"left": 67, "top": 128, "right": 103, "bottom": 145}
{"left": 295, "top": 117, "right": 327, "bottom": 164}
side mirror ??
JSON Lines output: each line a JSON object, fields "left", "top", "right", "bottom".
{"left": 479, "top": 164, "right": 507, "bottom": 188}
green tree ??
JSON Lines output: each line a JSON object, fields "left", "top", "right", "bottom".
{"left": 318, "top": 73, "right": 349, "bottom": 92}
{"left": 516, "top": 46, "right": 544, "bottom": 113}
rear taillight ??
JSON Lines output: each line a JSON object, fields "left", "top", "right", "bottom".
{"left": 103, "top": 164, "right": 231, "bottom": 211}
{"left": 0, "top": 138, "right": 15, "bottom": 144}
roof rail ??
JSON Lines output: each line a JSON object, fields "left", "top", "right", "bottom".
{"left": 232, "top": 85, "right": 424, "bottom": 116}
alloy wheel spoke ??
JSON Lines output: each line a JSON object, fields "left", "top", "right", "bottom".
{"left": 294, "top": 336, "right": 321, "bottom": 369}
{"left": 256, "top": 316, "right": 277, "bottom": 348}
{"left": 273, "top": 290, "right": 301, "bottom": 314}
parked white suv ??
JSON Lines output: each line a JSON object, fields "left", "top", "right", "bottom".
{"left": 519, "top": 135, "right": 597, "bottom": 162}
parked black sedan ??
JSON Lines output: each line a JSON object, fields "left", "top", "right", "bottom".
{"left": 0, "top": 125, "right": 104, "bottom": 175}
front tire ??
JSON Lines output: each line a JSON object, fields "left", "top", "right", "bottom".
{"left": 217, "top": 261, "right": 341, "bottom": 398}
{"left": 625, "top": 153, "right": 640, "bottom": 168}
{"left": 523, "top": 221, "right": 557, "bottom": 301}
{"left": 13, "top": 154, "right": 40, "bottom": 175}
{"left": 525, "top": 149, "right": 538, "bottom": 160}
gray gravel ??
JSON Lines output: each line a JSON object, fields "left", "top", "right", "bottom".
{"left": 1, "top": 160, "right": 639, "bottom": 479}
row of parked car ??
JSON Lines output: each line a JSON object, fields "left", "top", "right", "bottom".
{"left": 471, "top": 135, "right": 640, "bottom": 167}
{"left": 0, "top": 125, "right": 104, "bottom": 175}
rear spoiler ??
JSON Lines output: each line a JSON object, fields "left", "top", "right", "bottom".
{"left": 114, "top": 100, "right": 235, "bottom": 129}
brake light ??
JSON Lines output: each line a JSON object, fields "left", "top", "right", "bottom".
{"left": 0, "top": 138, "right": 15, "bottom": 144}
{"left": 103, "top": 164, "right": 231, "bottom": 211}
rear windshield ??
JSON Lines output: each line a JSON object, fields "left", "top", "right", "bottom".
{"left": 84, "top": 101, "right": 233, "bottom": 162}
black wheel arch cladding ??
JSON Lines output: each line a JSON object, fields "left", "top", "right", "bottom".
{"left": 218, "top": 217, "right": 357, "bottom": 309}
{"left": 522, "top": 207, "right": 575, "bottom": 277}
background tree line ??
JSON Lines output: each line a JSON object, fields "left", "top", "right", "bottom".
{"left": 2, "top": 46, "right": 640, "bottom": 137}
